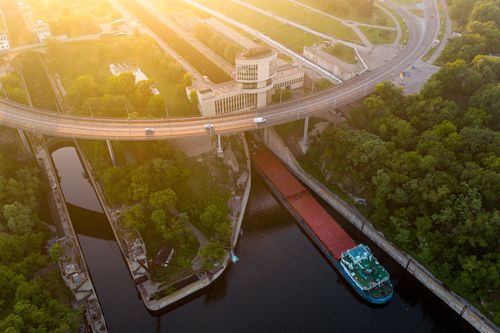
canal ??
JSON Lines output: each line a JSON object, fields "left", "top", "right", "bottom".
{"left": 51, "top": 145, "right": 474, "bottom": 333}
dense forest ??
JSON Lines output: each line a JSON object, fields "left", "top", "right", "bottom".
{"left": 46, "top": 35, "right": 197, "bottom": 117}
{"left": 304, "top": 0, "right": 500, "bottom": 323}
{"left": 81, "top": 140, "right": 232, "bottom": 280}
{"left": 0, "top": 131, "right": 79, "bottom": 331}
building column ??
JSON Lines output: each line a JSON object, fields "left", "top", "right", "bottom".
{"left": 216, "top": 134, "right": 223, "bottom": 157}
{"left": 17, "top": 128, "right": 33, "bottom": 159}
{"left": 106, "top": 140, "right": 117, "bottom": 167}
{"left": 299, "top": 117, "right": 309, "bottom": 154}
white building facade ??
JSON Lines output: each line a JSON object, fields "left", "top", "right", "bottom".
{"left": 190, "top": 47, "right": 304, "bottom": 116}
{"left": 0, "top": 33, "right": 10, "bottom": 50}
{"left": 33, "top": 20, "right": 51, "bottom": 43}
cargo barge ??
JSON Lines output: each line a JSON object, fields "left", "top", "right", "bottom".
{"left": 252, "top": 150, "right": 393, "bottom": 304}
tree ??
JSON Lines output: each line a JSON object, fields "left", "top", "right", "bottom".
{"left": 199, "top": 204, "right": 224, "bottom": 230}
{"left": 2, "top": 202, "right": 36, "bottom": 236}
{"left": 149, "top": 189, "right": 177, "bottom": 211}
{"left": 66, "top": 75, "right": 99, "bottom": 108}
{"left": 132, "top": 80, "right": 153, "bottom": 109}
{"left": 146, "top": 95, "right": 166, "bottom": 118}
{"left": 470, "top": 84, "right": 500, "bottom": 130}
{"left": 199, "top": 241, "right": 225, "bottom": 270}
{"left": 122, "top": 204, "right": 146, "bottom": 231}
{"left": 106, "top": 72, "right": 136, "bottom": 96}
{"left": 49, "top": 243, "right": 63, "bottom": 263}
{"left": 151, "top": 209, "right": 167, "bottom": 233}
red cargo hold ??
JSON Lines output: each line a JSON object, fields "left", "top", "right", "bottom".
{"left": 252, "top": 151, "right": 356, "bottom": 259}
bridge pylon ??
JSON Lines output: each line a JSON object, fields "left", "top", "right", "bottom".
{"left": 106, "top": 140, "right": 117, "bottom": 167}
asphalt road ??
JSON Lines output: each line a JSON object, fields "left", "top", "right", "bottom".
{"left": 0, "top": 0, "right": 439, "bottom": 140}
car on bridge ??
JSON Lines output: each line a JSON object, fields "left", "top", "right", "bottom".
{"left": 254, "top": 117, "right": 266, "bottom": 124}
{"left": 204, "top": 123, "right": 214, "bottom": 129}
{"left": 144, "top": 128, "right": 154, "bottom": 134}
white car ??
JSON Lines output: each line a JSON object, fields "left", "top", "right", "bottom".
{"left": 254, "top": 117, "right": 266, "bottom": 124}
{"left": 144, "top": 128, "right": 154, "bottom": 134}
{"left": 204, "top": 123, "right": 214, "bottom": 129}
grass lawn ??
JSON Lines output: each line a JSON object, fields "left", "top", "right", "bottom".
{"left": 324, "top": 44, "right": 357, "bottom": 63}
{"left": 360, "top": 26, "right": 397, "bottom": 44}
{"left": 410, "top": 8, "right": 424, "bottom": 17}
{"left": 382, "top": 4, "right": 409, "bottom": 45}
{"left": 294, "top": 0, "right": 395, "bottom": 27}
{"left": 47, "top": 37, "right": 198, "bottom": 117}
{"left": 245, "top": 0, "right": 361, "bottom": 43}
{"left": 193, "top": 0, "right": 324, "bottom": 53}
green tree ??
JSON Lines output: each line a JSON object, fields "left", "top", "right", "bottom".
{"left": 122, "top": 204, "right": 146, "bottom": 231}
{"left": 49, "top": 243, "right": 63, "bottom": 263}
{"left": 2, "top": 202, "right": 36, "bottom": 236}
{"left": 199, "top": 241, "right": 225, "bottom": 270}
{"left": 106, "top": 72, "right": 136, "bottom": 96}
{"left": 149, "top": 189, "right": 177, "bottom": 211}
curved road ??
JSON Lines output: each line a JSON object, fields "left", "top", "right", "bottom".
{"left": 0, "top": 0, "right": 438, "bottom": 140}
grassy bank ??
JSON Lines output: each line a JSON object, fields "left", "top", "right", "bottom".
{"left": 245, "top": 0, "right": 361, "bottom": 43}
{"left": 118, "top": 0, "right": 230, "bottom": 84}
{"left": 294, "top": 0, "right": 395, "bottom": 27}
{"left": 324, "top": 44, "right": 357, "bottom": 64}
{"left": 360, "top": 26, "right": 397, "bottom": 44}
{"left": 193, "top": 0, "right": 324, "bottom": 53}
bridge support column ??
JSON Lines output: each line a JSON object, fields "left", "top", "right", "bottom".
{"left": 17, "top": 129, "right": 33, "bottom": 159}
{"left": 106, "top": 140, "right": 117, "bottom": 167}
{"left": 216, "top": 134, "right": 223, "bottom": 157}
{"left": 299, "top": 117, "right": 309, "bottom": 154}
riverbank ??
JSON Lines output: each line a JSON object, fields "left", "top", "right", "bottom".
{"left": 76, "top": 134, "right": 251, "bottom": 311}
{"left": 257, "top": 127, "right": 498, "bottom": 333}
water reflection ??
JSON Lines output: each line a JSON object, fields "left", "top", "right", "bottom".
{"left": 51, "top": 145, "right": 474, "bottom": 333}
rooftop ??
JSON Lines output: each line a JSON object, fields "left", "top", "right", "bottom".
{"left": 237, "top": 47, "right": 275, "bottom": 60}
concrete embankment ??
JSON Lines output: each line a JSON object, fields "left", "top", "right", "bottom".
{"left": 257, "top": 127, "right": 499, "bottom": 333}
{"left": 75, "top": 134, "right": 252, "bottom": 311}
{"left": 30, "top": 136, "right": 107, "bottom": 333}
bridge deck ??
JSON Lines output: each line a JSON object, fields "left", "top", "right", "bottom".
{"left": 252, "top": 150, "right": 355, "bottom": 259}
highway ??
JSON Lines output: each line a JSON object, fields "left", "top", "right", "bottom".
{"left": 0, "top": 0, "right": 439, "bottom": 140}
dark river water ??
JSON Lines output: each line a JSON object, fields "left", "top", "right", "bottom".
{"left": 51, "top": 145, "right": 475, "bottom": 333}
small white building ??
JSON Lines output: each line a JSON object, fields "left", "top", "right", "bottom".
{"left": 189, "top": 47, "right": 304, "bottom": 116}
{"left": 33, "top": 20, "right": 51, "bottom": 43}
{"left": 0, "top": 32, "right": 10, "bottom": 50}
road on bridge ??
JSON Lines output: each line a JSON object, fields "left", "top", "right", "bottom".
{"left": 0, "top": 0, "right": 439, "bottom": 140}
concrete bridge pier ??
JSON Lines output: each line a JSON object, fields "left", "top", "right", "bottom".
{"left": 299, "top": 117, "right": 309, "bottom": 154}
{"left": 17, "top": 128, "right": 34, "bottom": 159}
{"left": 216, "top": 134, "right": 224, "bottom": 157}
{"left": 106, "top": 140, "right": 117, "bottom": 167}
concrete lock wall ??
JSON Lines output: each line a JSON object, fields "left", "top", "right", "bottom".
{"left": 258, "top": 127, "right": 499, "bottom": 333}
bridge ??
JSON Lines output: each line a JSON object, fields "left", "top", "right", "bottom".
{"left": 0, "top": 0, "right": 439, "bottom": 141}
